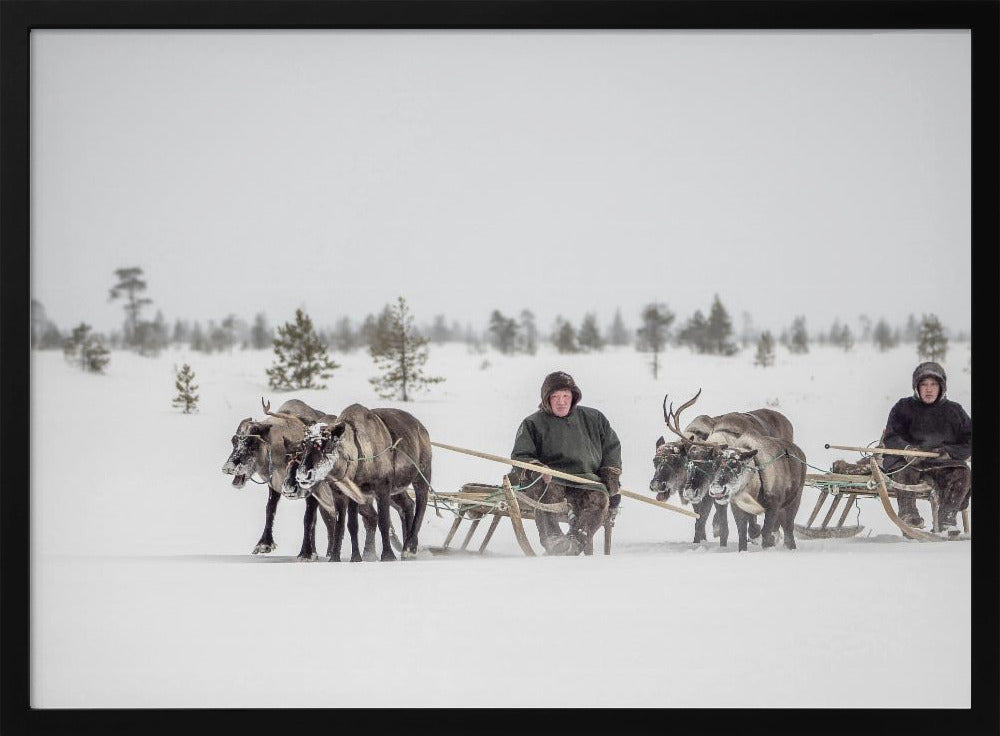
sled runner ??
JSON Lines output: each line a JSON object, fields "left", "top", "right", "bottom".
{"left": 426, "top": 478, "right": 614, "bottom": 556}
{"left": 795, "top": 445, "right": 970, "bottom": 542}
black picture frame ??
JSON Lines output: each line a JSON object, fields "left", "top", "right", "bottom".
{"left": 2, "top": 2, "right": 997, "bottom": 735}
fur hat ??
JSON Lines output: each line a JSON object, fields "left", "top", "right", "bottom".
{"left": 912, "top": 361, "right": 947, "bottom": 400}
{"left": 539, "top": 371, "right": 582, "bottom": 413}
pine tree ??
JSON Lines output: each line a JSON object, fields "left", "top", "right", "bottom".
{"left": 917, "top": 314, "right": 948, "bottom": 362}
{"left": 828, "top": 320, "right": 853, "bottom": 351}
{"left": 677, "top": 310, "right": 709, "bottom": 353}
{"left": 577, "top": 312, "right": 604, "bottom": 352}
{"left": 788, "top": 316, "right": 809, "bottom": 354}
{"left": 190, "top": 322, "right": 210, "bottom": 352}
{"left": 108, "top": 266, "right": 152, "bottom": 348}
{"left": 63, "top": 323, "right": 110, "bottom": 373}
{"left": 740, "top": 311, "right": 757, "bottom": 349}
{"left": 332, "top": 316, "right": 357, "bottom": 352}
{"left": 251, "top": 313, "right": 271, "bottom": 349}
{"left": 872, "top": 319, "right": 897, "bottom": 351}
{"left": 552, "top": 317, "right": 579, "bottom": 354}
{"left": 358, "top": 313, "right": 378, "bottom": 348}
{"left": 606, "top": 308, "right": 631, "bottom": 347}
{"left": 488, "top": 310, "right": 519, "bottom": 354}
{"left": 171, "top": 363, "right": 200, "bottom": 413}
{"left": 518, "top": 310, "right": 538, "bottom": 355}
{"left": 706, "top": 294, "right": 737, "bottom": 355}
{"left": 636, "top": 303, "right": 675, "bottom": 379}
{"left": 266, "top": 308, "right": 341, "bottom": 390}
{"left": 369, "top": 296, "right": 444, "bottom": 401}
{"left": 838, "top": 324, "right": 854, "bottom": 352}
{"left": 172, "top": 319, "right": 191, "bottom": 346}
{"left": 858, "top": 314, "right": 873, "bottom": 343}
{"left": 754, "top": 331, "right": 775, "bottom": 367}
{"left": 429, "top": 315, "right": 450, "bottom": 344}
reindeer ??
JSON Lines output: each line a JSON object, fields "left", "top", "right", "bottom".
{"left": 280, "top": 421, "right": 408, "bottom": 563}
{"left": 656, "top": 390, "right": 794, "bottom": 546}
{"left": 292, "top": 404, "right": 432, "bottom": 561}
{"left": 221, "top": 399, "right": 337, "bottom": 560}
{"left": 705, "top": 428, "right": 807, "bottom": 551}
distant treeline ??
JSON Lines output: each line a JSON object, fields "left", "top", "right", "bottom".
{"left": 32, "top": 268, "right": 967, "bottom": 362}
{"left": 31, "top": 297, "right": 968, "bottom": 357}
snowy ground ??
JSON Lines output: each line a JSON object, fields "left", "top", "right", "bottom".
{"left": 30, "top": 342, "right": 972, "bottom": 708}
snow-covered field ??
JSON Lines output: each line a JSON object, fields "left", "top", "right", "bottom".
{"left": 30, "top": 342, "right": 972, "bottom": 708}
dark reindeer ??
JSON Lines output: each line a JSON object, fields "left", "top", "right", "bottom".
{"left": 661, "top": 392, "right": 737, "bottom": 546}
{"left": 658, "top": 390, "right": 795, "bottom": 546}
{"left": 221, "top": 399, "right": 337, "bottom": 560}
{"left": 280, "top": 422, "right": 408, "bottom": 563}
{"left": 292, "top": 403, "right": 432, "bottom": 561}
{"left": 705, "top": 428, "right": 807, "bottom": 551}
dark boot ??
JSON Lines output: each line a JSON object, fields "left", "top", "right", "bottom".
{"left": 547, "top": 530, "right": 584, "bottom": 556}
{"left": 937, "top": 505, "right": 960, "bottom": 535}
{"left": 896, "top": 494, "right": 924, "bottom": 528}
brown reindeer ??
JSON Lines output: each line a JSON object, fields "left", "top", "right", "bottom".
{"left": 280, "top": 418, "right": 408, "bottom": 562}
{"left": 293, "top": 404, "right": 432, "bottom": 561}
{"left": 705, "top": 429, "right": 807, "bottom": 551}
{"left": 221, "top": 399, "right": 336, "bottom": 559}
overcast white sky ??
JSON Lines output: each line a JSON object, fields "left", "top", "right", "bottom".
{"left": 30, "top": 30, "right": 971, "bottom": 337}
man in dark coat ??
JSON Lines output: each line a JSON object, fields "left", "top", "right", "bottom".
{"left": 507, "top": 371, "right": 623, "bottom": 555}
{"left": 880, "top": 361, "right": 972, "bottom": 532}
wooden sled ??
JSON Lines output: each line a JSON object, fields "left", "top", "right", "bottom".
{"left": 796, "top": 461, "right": 971, "bottom": 542}
{"left": 429, "top": 477, "right": 614, "bottom": 556}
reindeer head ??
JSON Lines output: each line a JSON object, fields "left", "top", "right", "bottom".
{"left": 279, "top": 435, "right": 311, "bottom": 499}
{"left": 295, "top": 421, "right": 350, "bottom": 489}
{"left": 707, "top": 447, "right": 759, "bottom": 504}
{"left": 659, "top": 390, "right": 727, "bottom": 504}
{"left": 680, "top": 444, "right": 726, "bottom": 504}
{"left": 650, "top": 436, "right": 687, "bottom": 501}
{"left": 221, "top": 418, "right": 271, "bottom": 488}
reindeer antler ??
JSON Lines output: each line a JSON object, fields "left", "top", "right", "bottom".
{"left": 261, "top": 397, "right": 303, "bottom": 424}
{"left": 668, "top": 389, "right": 725, "bottom": 448}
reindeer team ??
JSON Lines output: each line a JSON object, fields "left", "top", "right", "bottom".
{"left": 222, "top": 390, "right": 805, "bottom": 560}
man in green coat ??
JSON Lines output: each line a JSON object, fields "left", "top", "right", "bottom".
{"left": 507, "top": 371, "right": 623, "bottom": 555}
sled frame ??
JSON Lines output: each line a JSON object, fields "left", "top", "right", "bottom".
{"left": 434, "top": 478, "right": 613, "bottom": 556}
{"left": 796, "top": 466, "right": 970, "bottom": 541}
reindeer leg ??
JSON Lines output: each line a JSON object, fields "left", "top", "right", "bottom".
{"left": 376, "top": 486, "right": 397, "bottom": 561}
{"left": 715, "top": 501, "right": 729, "bottom": 547}
{"left": 324, "top": 497, "right": 343, "bottom": 562}
{"left": 347, "top": 500, "right": 363, "bottom": 562}
{"left": 732, "top": 506, "right": 750, "bottom": 552}
{"left": 296, "top": 494, "right": 319, "bottom": 561}
{"left": 404, "top": 477, "right": 430, "bottom": 559}
{"left": 358, "top": 501, "right": 379, "bottom": 562}
{"left": 252, "top": 487, "right": 281, "bottom": 554}
{"left": 393, "top": 491, "right": 415, "bottom": 553}
{"left": 780, "top": 507, "right": 796, "bottom": 550}
{"left": 692, "top": 497, "right": 709, "bottom": 543}
{"left": 761, "top": 507, "right": 779, "bottom": 548}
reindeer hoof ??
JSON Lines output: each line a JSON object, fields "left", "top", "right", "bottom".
{"left": 252, "top": 543, "right": 277, "bottom": 554}
{"left": 380, "top": 551, "right": 398, "bottom": 562}
{"left": 296, "top": 552, "right": 318, "bottom": 562}
{"left": 401, "top": 548, "right": 418, "bottom": 560}
{"left": 327, "top": 555, "right": 342, "bottom": 563}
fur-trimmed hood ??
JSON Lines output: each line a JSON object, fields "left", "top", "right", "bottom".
{"left": 912, "top": 361, "right": 947, "bottom": 402}
{"left": 539, "top": 371, "right": 582, "bottom": 414}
